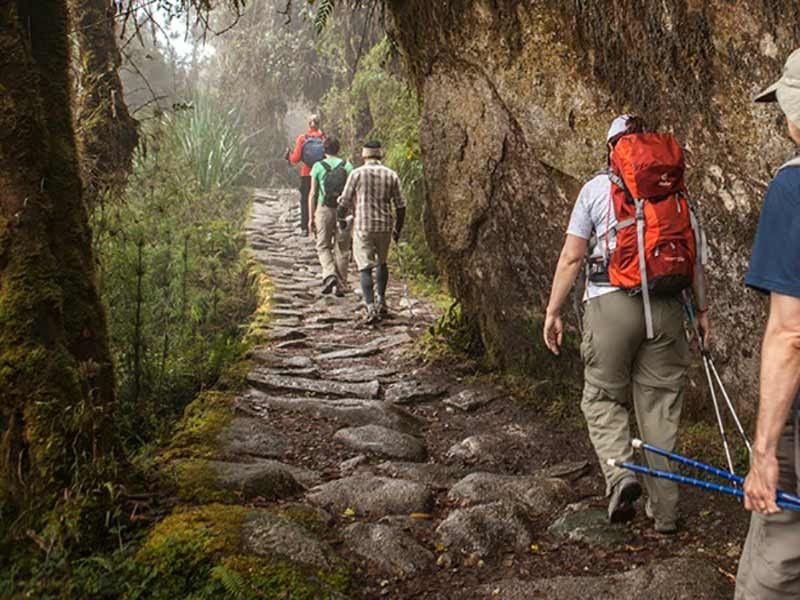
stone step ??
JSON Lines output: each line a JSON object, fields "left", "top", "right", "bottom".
{"left": 333, "top": 425, "right": 427, "bottom": 462}
{"left": 247, "top": 369, "right": 380, "bottom": 399}
{"left": 306, "top": 475, "right": 433, "bottom": 518}
{"left": 240, "top": 390, "right": 423, "bottom": 434}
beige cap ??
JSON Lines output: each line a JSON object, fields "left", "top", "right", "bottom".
{"left": 755, "top": 48, "right": 800, "bottom": 125}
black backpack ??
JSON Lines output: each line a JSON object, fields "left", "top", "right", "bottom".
{"left": 320, "top": 161, "right": 349, "bottom": 207}
{"left": 301, "top": 135, "right": 325, "bottom": 168}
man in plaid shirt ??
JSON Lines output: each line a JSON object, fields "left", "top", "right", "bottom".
{"left": 338, "top": 140, "right": 406, "bottom": 323}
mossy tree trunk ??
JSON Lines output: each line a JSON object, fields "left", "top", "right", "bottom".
{"left": 0, "top": 0, "right": 118, "bottom": 530}
{"left": 68, "top": 0, "right": 139, "bottom": 201}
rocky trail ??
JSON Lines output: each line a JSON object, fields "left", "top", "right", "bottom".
{"left": 181, "top": 188, "right": 746, "bottom": 598}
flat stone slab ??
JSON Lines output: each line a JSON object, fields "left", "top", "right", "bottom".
{"left": 247, "top": 369, "right": 380, "bottom": 399}
{"left": 374, "top": 461, "right": 466, "bottom": 490}
{"left": 250, "top": 351, "right": 315, "bottom": 370}
{"left": 333, "top": 425, "right": 427, "bottom": 461}
{"left": 477, "top": 558, "right": 729, "bottom": 599}
{"left": 343, "top": 522, "right": 434, "bottom": 576}
{"left": 384, "top": 379, "right": 448, "bottom": 405}
{"left": 328, "top": 366, "right": 399, "bottom": 383}
{"left": 207, "top": 459, "right": 309, "bottom": 500}
{"left": 436, "top": 501, "right": 534, "bottom": 560}
{"left": 548, "top": 504, "right": 632, "bottom": 547}
{"left": 316, "top": 346, "right": 381, "bottom": 361}
{"left": 448, "top": 472, "right": 572, "bottom": 515}
{"left": 242, "top": 390, "right": 423, "bottom": 434}
{"left": 306, "top": 475, "right": 433, "bottom": 518}
{"left": 242, "top": 512, "right": 335, "bottom": 569}
{"left": 266, "top": 327, "right": 307, "bottom": 342}
{"left": 217, "top": 417, "right": 286, "bottom": 459}
{"left": 443, "top": 388, "right": 503, "bottom": 412}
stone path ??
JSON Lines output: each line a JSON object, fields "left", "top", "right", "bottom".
{"left": 215, "top": 188, "right": 734, "bottom": 598}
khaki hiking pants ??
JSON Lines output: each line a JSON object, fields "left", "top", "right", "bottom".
{"left": 735, "top": 399, "right": 800, "bottom": 600}
{"left": 315, "top": 205, "right": 351, "bottom": 287}
{"left": 581, "top": 290, "right": 690, "bottom": 524}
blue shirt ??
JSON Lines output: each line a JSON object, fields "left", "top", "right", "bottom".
{"left": 745, "top": 165, "right": 800, "bottom": 298}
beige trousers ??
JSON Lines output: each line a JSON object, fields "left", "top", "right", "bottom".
{"left": 314, "top": 205, "right": 351, "bottom": 286}
{"left": 735, "top": 401, "right": 800, "bottom": 600}
{"left": 353, "top": 230, "right": 391, "bottom": 272}
{"left": 581, "top": 291, "right": 690, "bottom": 523}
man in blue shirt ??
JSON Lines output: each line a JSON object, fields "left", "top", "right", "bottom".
{"left": 736, "top": 48, "right": 800, "bottom": 600}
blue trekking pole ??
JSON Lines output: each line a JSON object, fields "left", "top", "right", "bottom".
{"left": 608, "top": 457, "right": 800, "bottom": 511}
{"left": 632, "top": 438, "right": 800, "bottom": 507}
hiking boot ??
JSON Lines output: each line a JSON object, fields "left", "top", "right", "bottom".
{"left": 645, "top": 498, "right": 678, "bottom": 534}
{"left": 608, "top": 476, "right": 642, "bottom": 524}
{"left": 334, "top": 284, "right": 345, "bottom": 298}
{"left": 322, "top": 275, "right": 337, "bottom": 295}
{"left": 375, "top": 296, "right": 388, "bottom": 319}
{"left": 362, "top": 304, "right": 379, "bottom": 326}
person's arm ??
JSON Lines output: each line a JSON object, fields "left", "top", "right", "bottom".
{"left": 744, "top": 292, "right": 800, "bottom": 514}
{"left": 543, "top": 234, "right": 588, "bottom": 355}
{"left": 289, "top": 134, "right": 304, "bottom": 166}
{"left": 337, "top": 170, "right": 357, "bottom": 219}
{"left": 392, "top": 174, "right": 406, "bottom": 241}
{"left": 308, "top": 174, "right": 318, "bottom": 236}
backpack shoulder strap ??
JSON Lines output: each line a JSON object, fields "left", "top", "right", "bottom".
{"left": 320, "top": 161, "right": 332, "bottom": 172}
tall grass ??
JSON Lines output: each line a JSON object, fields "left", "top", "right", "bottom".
{"left": 163, "top": 95, "right": 255, "bottom": 191}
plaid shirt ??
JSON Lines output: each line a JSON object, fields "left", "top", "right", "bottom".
{"left": 338, "top": 161, "right": 405, "bottom": 232}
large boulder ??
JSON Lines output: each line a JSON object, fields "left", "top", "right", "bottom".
{"left": 385, "top": 0, "right": 800, "bottom": 409}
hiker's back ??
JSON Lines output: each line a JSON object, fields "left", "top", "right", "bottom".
{"left": 349, "top": 163, "right": 401, "bottom": 232}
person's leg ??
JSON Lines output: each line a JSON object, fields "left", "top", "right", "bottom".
{"left": 298, "top": 176, "right": 311, "bottom": 232}
{"left": 315, "top": 206, "right": 337, "bottom": 289}
{"left": 373, "top": 232, "right": 392, "bottom": 311}
{"left": 735, "top": 403, "right": 800, "bottom": 599}
{"left": 353, "top": 231, "right": 378, "bottom": 318}
{"left": 632, "top": 297, "right": 690, "bottom": 530}
{"left": 580, "top": 292, "right": 645, "bottom": 495}
{"left": 334, "top": 219, "right": 352, "bottom": 293}
{"left": 360, "top": 269, "right": 375, "bottom": 305}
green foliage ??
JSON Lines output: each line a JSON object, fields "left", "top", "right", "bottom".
{"left": 312, "top": 0, "right": 336, "bottom": 34}
{"left": 92, "top": 101, "right": 256, "bottom": 454}
{"left": 164, "top": 95, "right": 254, "bottom": 191}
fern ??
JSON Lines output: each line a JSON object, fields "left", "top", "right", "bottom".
{"left": 313, "top": 0, "right": 335, "bottom": 33}
{"left": 210, "top": 565, "right": 249, "bottom": 599}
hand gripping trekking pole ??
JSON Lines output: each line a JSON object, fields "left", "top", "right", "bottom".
{"left": 608, "top": 458, "right": 800, "bottom": 511}
{"left": 632, "top": 439, "right": 800, "bottom": 507}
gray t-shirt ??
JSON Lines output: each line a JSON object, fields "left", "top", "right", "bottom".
{"left": 566, "top": 172, "right": 620, "bottom": 300}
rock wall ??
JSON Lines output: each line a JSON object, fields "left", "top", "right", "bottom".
{"left": 385, "top": 0, "right": 800, "bottom": 410}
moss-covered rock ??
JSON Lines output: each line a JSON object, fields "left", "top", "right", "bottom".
{"left": 160, "top": 391, "right": 236, "bottom": 463}
{"left": 135, "top": 504, "right": 349, "bottom": 600}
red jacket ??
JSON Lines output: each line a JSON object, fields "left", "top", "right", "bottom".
{"left": 289, "top": 128, "right": 325, "bottom": 177}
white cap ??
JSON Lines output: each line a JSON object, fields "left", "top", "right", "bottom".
{"left": 755, "top": 48, "right": 800, "bottom": 127}
{"left": 607, "top": 114, "right": 632, "bottom": 142}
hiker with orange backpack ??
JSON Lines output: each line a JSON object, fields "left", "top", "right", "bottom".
{"left": 543, "top": 115, "right": 710, "bottom": 533}
{"left": 288, "top": 114, "right": 326, "bottom": 235}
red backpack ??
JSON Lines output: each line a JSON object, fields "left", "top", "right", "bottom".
{"left": 606, "top": 132, "right": 698, "bottom": 336}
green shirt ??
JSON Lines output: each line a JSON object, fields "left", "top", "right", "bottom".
{"left": 310, "top": 157, "right": 354, "bottom": 205}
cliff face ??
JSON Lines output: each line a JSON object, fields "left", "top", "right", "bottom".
{"left": 386, "top": 0, "right": 800, "bottom": 409}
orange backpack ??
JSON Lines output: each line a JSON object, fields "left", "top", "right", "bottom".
{"left": 606, "top": 132, "right": 698, "bottom": 337}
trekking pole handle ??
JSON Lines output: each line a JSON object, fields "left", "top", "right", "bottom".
{"left": 608, "top": 459, "right": 800, "bottom": 511}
